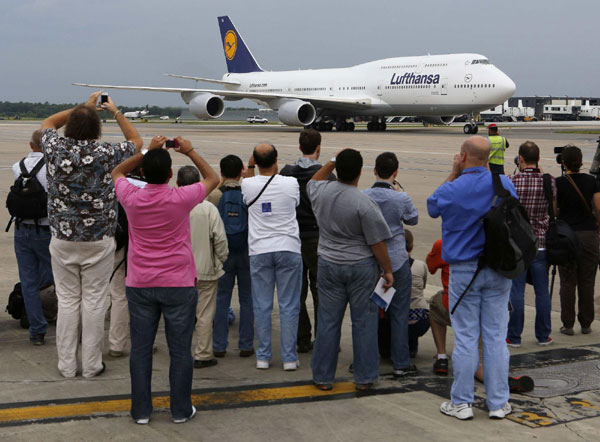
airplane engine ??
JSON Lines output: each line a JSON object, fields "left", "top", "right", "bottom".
{"left": 419, "top": 116, "right": 456, "bottom": 126}
{"left": 188, "top": 93, "right": 225, "bottom": 119}
{"left": 277, "top": 100, "right": 316, "bottom": 127}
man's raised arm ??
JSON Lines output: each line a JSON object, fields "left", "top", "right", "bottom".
{"left": 175, "top": 136, "right": 219, "bottom": 195}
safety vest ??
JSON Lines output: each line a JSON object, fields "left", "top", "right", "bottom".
{"left": 488, "top": 135, "right": 507, "bottom": 165}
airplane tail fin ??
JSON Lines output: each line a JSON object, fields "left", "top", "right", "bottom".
{"left": 217, "top": 16, "right": 263, "bottom": 74}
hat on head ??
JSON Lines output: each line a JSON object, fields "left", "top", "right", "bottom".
{"left": 488, "top": 123, "right": 497, "bottom": 128}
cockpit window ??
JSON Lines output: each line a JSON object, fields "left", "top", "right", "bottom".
{"left": 471, "top": 59, "right": 490, "bottom": 65}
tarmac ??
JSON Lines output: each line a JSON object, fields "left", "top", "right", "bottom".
{"left": 1, "top": 120, "right": 600, "bottom": 441}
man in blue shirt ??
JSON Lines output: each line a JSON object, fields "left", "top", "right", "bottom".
{"left": 364, "top": 153, "right": 418, "bottom": 377}
{"left": 427, "top": 136, "right": 517, "bottom": 421}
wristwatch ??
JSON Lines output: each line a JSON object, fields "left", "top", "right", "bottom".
{"left": 141, "top": 148, "right": 148, "bottom": 155}
{"left": 330, "top": 157, "right": 336, "bottom": 163}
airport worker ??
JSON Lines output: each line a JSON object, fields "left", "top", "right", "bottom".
{"left": 506, "top": 142, "right": 554, "bottom": 347}
{"left": 208, "top": 155, "right": 255, "bottom": 359}
{"left": 112, "top": 135, "right": 219, "bottom": 424}
{"left": 40, "top": 91, "right": 142, "bottom": 378}
{"left": 241, "top": 144, "right": 303, "bottom": 371}
{"left": 427, "top": 136, "right": 516, "bottom": 420}
{"left": 10, "top": 129, "right": 53, "bottom": 345}
{"left": 556, "top": 145, "right": 600, "bottom": 335}
{"left": 487, "top": 123, "right": 509, "bottom": 174}
{"left": 176, "top": 165, "right": 229, "bottom": 369}
{"left": 363, "top": 152, "right": 418, "bottom": 377}
{"left": 280, "top": 129, "right": 336, "bottom": 354}
{"left": 308, "top": 148, "right": 394, "bottom": 391}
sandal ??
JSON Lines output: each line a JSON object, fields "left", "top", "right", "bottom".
{"left": 314, "top": 382, "right": 333, "bottom": 391}
{"left": 355, "top": 383, "right": 373, "bottom": 391}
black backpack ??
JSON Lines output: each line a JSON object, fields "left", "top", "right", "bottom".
{"left": 451, "top": 173, "right": 538, "bottom": 314}
{"left": 5, "top": 158, "right": 48, "bottom": 232}
{"left": 542, "top": 174, "right": 581, "bottom": 265}
{"left": 6, "top": 282, "right": 25, "bottom": 320}
{"left": 6, "top": 282, "right": 58, "bottom": 329}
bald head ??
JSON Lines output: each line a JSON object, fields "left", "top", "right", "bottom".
{"left": 30, "top": 129, "right": 42, "bottom": 152}
{"left": 461, "top": 136, "right": 490, "bottom": 164}
{"left": 253, "top": 143, "right": 278, "bottom": 169}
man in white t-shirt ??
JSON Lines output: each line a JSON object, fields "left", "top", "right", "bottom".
{"left": 241, "top": 143, "right": 302, "bottom": 371}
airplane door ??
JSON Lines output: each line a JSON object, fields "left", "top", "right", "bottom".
{"left": 441, "top": 77, "right": 448, "bottom": 96}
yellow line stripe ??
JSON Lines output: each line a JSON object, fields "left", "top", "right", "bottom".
{"left": 0, "top": 382, "right": 356, "bottom": 424}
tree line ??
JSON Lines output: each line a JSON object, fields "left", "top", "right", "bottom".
{"left": 0, "top": 102, "right": 185, "bottom": 119}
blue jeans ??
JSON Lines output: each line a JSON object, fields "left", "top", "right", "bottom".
{"left": 126, "top": 286, "right": 197, "bottom": 420}
{"left": 449, "top": 260, "right": 511, "bottom": 411}
{"left": 213, "top": 249, "right": 254, "bottom": 352}
{"left": 408, "top": 316, "right": 430, "bottom": 355}
{"left": 249, "top": 251, "right": 302, "bottom": 362}
{"left": 388, "top": 261, "right": 412, "bottom": 370}
{"left": 14, "top": 225, "right": 53, "bottom": 337}
{"left": 311, "top": 257, "right": 380, "bottom": 385}
{"left": 508, "top": 250, "right": 552, "bottom": 344}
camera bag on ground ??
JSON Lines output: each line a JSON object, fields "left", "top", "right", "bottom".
{"left": 451, "top": 173, "right": 538, "bottom": 314}
{"left": 217, "top": 185, "right": 249, "bottom": 251}
{"left": 6, "top": 282, "right": 57, "bottom": 329}
{"left": 5, "top": 158, "right": 47, "bottom": 232}
{"left": 542, "top": 174, "right": 580, "bottom": 265}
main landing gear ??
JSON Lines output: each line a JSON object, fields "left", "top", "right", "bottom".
{"left": 308, "top": 121, "right": 334, "bottom": 131}
{"left": 463, "top": 122, "right": 479, "bottom": 134}
{"left": 335, "top": 118, "right": 355, "bottom": 132}
{"left": 367, "top": 117, "right": 387, "bottom": 132}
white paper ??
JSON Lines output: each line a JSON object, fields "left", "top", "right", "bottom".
{"left": 370, "top": 277, "right": 396, "bottom": 311}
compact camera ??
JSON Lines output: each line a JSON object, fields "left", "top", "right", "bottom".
{"left": 100, "top": 94, "right": 109, "bottom": 104}
{"left": 165, "top": 139, "right": 179, "bottom": 149}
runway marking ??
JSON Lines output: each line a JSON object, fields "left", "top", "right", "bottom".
{"left": 0, "top": 381, "right": 357, "bottom": 426}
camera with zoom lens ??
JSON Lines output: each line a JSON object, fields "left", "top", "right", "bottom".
{"left": 554, "top": 146, "right": 565, "bottom": 165}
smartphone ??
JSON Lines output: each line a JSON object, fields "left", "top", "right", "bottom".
{"left": 165, "top": 139, "right": 179, "bottom": 148}
{"left": 100, "top": 94, "right": 109, "bottom": 104}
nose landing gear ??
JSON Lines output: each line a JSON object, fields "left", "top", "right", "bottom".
{"left": 463, "top": 122, "right": 479, "bottom": 134}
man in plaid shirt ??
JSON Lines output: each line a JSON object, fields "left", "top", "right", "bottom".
{"left": 507, "top": 141, "right": 556, "bottom": 347}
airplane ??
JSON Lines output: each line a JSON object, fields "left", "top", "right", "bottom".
{"left": 75, "top": 16, "right": 516, "bottom": 134}
{"left": 122, "top": 105, "right": 158, "bottom": 120}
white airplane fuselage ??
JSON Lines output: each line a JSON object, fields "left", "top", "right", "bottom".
{"left": 222, "top": 53, "right": 515, "bottom": 118}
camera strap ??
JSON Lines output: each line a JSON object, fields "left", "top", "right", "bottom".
{"left": 247, "top": 174, "right": 276, "bottom": 208}
{"left": 565, "top": 174, "right": 594, "bottom": 217}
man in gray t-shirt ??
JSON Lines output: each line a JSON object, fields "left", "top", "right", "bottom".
{"left": 307, "top": 148, "right": 393, "bottom": 391}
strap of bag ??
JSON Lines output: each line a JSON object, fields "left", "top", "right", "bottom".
{"left": 371, "top": 182, "right": 395, "bottom": 190}
{"left": 565, "top": 174, "right": 594, "bottom": 217}
{"left": 542, "top": 174, "right": 556, "bottom": 220}
{"left": 491, "top": 172, "right": 510, "bottom": 198}
{"left": 450, "top": 258, "right": 484, "bottom": 315}
{"left": 247, "top": 174, "right": 276, "bottom": 208}
{"left": 19, "top": 157, "right": 45, "bottom": 178}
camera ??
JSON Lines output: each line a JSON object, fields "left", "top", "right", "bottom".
{"left": 513, "top": 155, "right": 519, "bottom": 166}
{"left": 100, "top": 94, "right": 109, "bottom": 104}
{"left": 590, "top": 137, "right": 600, "bottom": 176}
{"left": 554, "top": 146, "right": 565, "bottom": 165}
{"left": 165, "top": 139, "right": 179, "bottom": 149}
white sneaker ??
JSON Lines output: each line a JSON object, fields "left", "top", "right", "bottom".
{"left": 283, "top": 360, "right": 300, "bottom": 371}
{"left": 135, "top": 417, "right": 150, "bottom": 425}
{"left": 173, "top": 406, "right": 196, "bottom": 423}
{"left": 440, "top": 401, "right": 474, "bottom": 420}
{"left": 489, "top": 402, "right": 512, "bottom": 419}
{"left": 256, "top": 360, "right": 270, "bottom": 369}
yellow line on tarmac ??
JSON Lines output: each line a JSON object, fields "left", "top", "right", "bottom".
{"left": 0, "top": 382, "right": 356, "bottom": 425}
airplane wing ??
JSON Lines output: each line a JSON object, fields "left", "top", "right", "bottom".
{"left": 164, "top": 74, "right": 241, "bottom": 86}
{"left": 72, "top": 83, "right": 373, "bottom": 110}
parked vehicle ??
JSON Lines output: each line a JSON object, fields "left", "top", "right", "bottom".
{"left": 247, "top": 115, "right": 269, "bottom": 124}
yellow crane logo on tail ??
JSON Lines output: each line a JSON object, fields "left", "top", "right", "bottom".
{"left": 224, "top": 30, "right": 237, "bottom": 60}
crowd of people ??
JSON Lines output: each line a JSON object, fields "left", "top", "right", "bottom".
{"left": 10, "top": 92, "right": 599, "bottom": 424}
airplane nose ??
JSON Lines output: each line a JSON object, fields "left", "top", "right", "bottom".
{"left": 496, "top": 70, "right": 516, "bottom": 100}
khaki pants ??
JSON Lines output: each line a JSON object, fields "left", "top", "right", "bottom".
{"left": 50, "top": 237, "right": 115, "bottom": 378}
{"left": 194, "top": 280, "right": 218, "bottom": 361}
{"left": 109, "top": 247, "right": 128, "bottom": 352}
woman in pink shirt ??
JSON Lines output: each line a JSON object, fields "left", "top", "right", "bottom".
{"left": 112, "top": 136, "right": 219, "bottom": 425}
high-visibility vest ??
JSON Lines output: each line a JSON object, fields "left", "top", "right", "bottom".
{"left": 488, "top": 135, "right": 507, "bottom": 165}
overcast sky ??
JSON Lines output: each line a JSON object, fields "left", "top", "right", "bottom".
{"left": 2, "top": 0, "right": 599, "bottom": 107}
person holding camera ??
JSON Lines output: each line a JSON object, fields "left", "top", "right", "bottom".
{"left": 112, "top": 135, "right": 219, "bottom": 424}
{"left": 40, "top": 91, "right": 142, "bottom": 379}
{"left": 506, "top": 141, "right": 555, "bottom": 347}
{"left": 556, "top": 145, "right": 600, "bottom": 335}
